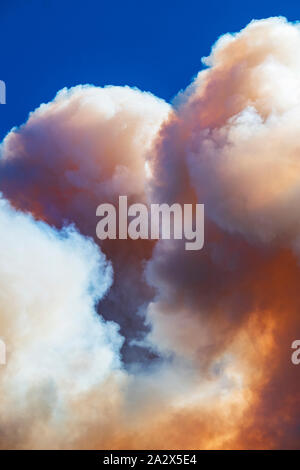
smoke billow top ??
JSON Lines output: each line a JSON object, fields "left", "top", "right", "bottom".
{"left": 0, "top": 17, "right": 300, "bottom": 449}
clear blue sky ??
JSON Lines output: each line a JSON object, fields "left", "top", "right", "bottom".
{"left": 0, "top": 0, "right": 299, "bottom": 140}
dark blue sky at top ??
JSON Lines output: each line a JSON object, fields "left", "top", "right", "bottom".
{"left": 0, "top": 0, "right": 299, "bottom": 140}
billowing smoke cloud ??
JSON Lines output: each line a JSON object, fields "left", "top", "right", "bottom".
{"left": 147, "top": 16, "right": 300, "bottom": 356}
{"left": 0, "top": 16, "right": 300, "bottom": 449}
{"left": 0, "top": 85, "right": 171, "bottom": 363}
{"left": 0, "top": 197, "right": 126, "bottom": 448}
{"left": 145, "top": 16, "right": 300, "bottom": 448}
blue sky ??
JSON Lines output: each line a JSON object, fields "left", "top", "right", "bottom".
{"left": 0, "top": 0, "right": 299, "bottom": 140}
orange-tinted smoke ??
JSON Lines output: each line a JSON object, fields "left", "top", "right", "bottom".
{"left": 1, "top": 17, "right": 300, "bottom": 449}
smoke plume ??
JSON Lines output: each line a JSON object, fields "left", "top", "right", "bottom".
{"left": 0, "top": 16, "right": 300, "bottom": 449}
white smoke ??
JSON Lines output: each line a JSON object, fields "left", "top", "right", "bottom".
{"left": 0, "top": 197, "right": 125, "bottom": 448}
